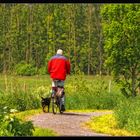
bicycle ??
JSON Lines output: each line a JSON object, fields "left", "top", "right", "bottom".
{"left": 51, "top": 86, "right": 65, "bottom": 114}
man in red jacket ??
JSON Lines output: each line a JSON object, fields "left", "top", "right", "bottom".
{"left": 48, "top": 49, "right": 71, "bottom": 111}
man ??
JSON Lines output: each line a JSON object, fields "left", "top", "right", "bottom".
{"left": 48, "top": 49, "right": 71, "bottom": 111}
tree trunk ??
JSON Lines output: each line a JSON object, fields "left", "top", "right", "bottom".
{"left": 47, "top": 5, "right": 50, "bottom": 53}
{"left": 87, "top": 4, "right": 92, "bottom": 75}
{"left": 95, "top": 5, "right": 103, "bottom": 75}
{"left": 72, "top": 4, "right": 77, "bottom": 74}
{"left": 68, "top": 5, "right": 71, "bottom": 62}
{"left": 3, "top": 4, "right": 9, "bottom": 74}
{"left": 26, "top": 4, "right": 33, "bottom": 64}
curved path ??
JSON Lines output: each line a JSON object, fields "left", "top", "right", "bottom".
{"left": 29, "top": 111, "right": 112, "bottom": 136}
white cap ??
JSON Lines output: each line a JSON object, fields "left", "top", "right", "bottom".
{"left": 57, "top": 49, "right": 63, "bottom": 55}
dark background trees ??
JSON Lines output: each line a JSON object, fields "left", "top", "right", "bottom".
{"left": 0, "top": 4, "right": 105, "bottom": 75}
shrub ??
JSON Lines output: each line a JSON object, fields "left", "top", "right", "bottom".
{"left": 66, "top": 75, "right": 123, "bottom": 110}
{"left": 114, "top": 96, "right": 140, "bottom": 135}
{"left": 1, "top": 90, "right": 41, "bottom": 111}
{"left": 14, "top": 61, "right": 37, "bottom": 76}
{"left": 0, "top": 106, "right": 35, "bottom": 136}
{"left": 0, "top": 81, "right": 51, "bottom": 112}
{"left": 38, "top": 67, "right": 47, "bottom": 75}
{"left": 7, "top": 116, "right": 34, "bottom": 136}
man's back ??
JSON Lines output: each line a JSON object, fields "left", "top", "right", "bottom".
{"left": 48, "top": 52, "right": 70, "bottom": 80}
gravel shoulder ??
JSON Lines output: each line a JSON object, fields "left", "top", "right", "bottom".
{"left": 29, "top": 111, "right": 112, "bottom": 136}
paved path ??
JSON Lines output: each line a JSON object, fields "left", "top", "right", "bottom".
{"left": 29, "top": 111, "right": 112, "bottom": 136}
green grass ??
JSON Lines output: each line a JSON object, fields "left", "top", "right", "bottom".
{"left": 114, "top": 96, "right": 140, "bottom": 135}
{"left": 0, "top": 74, "right": 130, "bottom": 136}
{"left": 33, "top": 127, "right": 57, "bottom": 136}
{"left": 0, "top": 74, "right": 51, "bottom": 92}
{"left": 11, "top": 108, "right": 43, "bottom": 120}
{"left": 0, "top": 74, "right": 123, "bottom": 111}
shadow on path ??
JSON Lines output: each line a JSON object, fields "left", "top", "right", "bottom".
{"left": 55, "top": 112, "right": 90, "bottom": 116}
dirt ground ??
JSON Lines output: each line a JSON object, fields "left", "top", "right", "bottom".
{"left": 29, "top": 111, "right": 112, "bottom": 136}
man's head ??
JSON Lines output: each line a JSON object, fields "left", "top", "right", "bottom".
{"left": 57, "top": 49, "right": 63, "bottom": 55}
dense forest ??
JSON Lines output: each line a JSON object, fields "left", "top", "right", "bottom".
{"left": 0, "top": 4, "right": 139, "bottom": 76}
{"left": 0, "top": 3, "right": 106, "bottom": 75}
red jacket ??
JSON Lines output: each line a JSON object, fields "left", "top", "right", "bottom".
{"left": 48, "top": 54, "right": 71, "bottom": 80}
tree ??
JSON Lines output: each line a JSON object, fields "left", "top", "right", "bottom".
{"left": 0, "top": 3, "right": 108, "bottom": 76}
{"left": 101, "top": 4, "right": 140, "bottom": 97}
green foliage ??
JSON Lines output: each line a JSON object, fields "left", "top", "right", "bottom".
{"left": 0, "top": 90, "right": 41, "bottom": 111}
{"left": 7, "top": 116, "right": 34, "bottom": 136}
{"left": 14, "top": 61, "right": 37, "bottom": 76}
{"left": 7, "top": 117, "right": 34, "bottom": 136}
{"left": 33, "top": 86, "right": 51, "bottom": 98}
{"left": 114, "top": 96, "right": 140, "bottom": 134}
{"left": 38, "top": 67, "right": 47, "bottom": 75}
{"left": 101, "top": 4, "right": 140, "bottom": 97}
{"left": 0, "top": 106, "right": 35, "bottom": 136}
{"left": 0, "top": 75, "right": 122, "bottom": 111}
{"left": 12, "top": 109, "right": 58, "bottom": 136}
{"left": 0, "top": 4, "right": 105, "bottom": 75}
{"left": 66, "top": 75, "right": 123, "bottom": 110}
{"left": 33, "top": 127, "right": 57, "bottom": 136}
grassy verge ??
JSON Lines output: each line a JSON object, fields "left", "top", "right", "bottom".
{"left": 33, "top": 127, "right": 57, "bottom": 136}
{"left": 85, "top": 113, "right": 137, "bottom": 136}
{"left": 12, "top": 108, "right": 42, "bottom": 120}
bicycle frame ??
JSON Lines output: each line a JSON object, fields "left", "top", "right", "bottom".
{"left": 52, "top": 86, "right": 64, "bottom": 114}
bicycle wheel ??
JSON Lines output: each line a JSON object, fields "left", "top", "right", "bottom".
{"left": 52, "top": 97, "right": 58, "bottom": 114}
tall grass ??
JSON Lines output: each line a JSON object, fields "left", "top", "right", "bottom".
{"left": 114, "top": 96, "right": 140, "bottom": 135}
{"left": 0, "top": 75, "right": 51, "bottom": 111}
{"left": 0, "top": 74, "right": 123, "bottom": 111}
{"left": 65, "top": 75, "right": 123, "bottom": 110}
